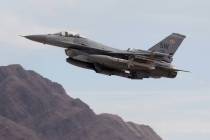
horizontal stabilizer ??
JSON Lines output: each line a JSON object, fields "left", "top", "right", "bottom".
{"left": 172, "top": 69, "right": 190, "bottom": 73}
{"left": 158, "top": 65, "right": 190, "bottom": 72}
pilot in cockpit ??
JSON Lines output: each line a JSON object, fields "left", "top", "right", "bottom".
{"left": 54, "top": 32, "right": 80, "bottom": 38}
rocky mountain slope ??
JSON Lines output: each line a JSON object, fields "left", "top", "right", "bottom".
{"left": 0, "top": 64, "right": 162, "bottom": 140}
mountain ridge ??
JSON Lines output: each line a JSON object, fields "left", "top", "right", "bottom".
{"left": 0, "top": 64, "right": 162, "bottom": 140}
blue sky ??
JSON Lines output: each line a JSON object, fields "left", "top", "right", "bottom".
{"left": 0, "top": 0, "right": 210, "bottom": 140}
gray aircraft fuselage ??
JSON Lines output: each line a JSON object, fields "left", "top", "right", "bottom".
{"left": 24, "top": 31, "right": 187, "bottom": 79}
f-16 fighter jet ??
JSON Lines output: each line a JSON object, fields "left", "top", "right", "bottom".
{"left": 23, "top": 32, "right": 188, "bottom": 79}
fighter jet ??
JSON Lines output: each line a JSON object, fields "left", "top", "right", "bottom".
{"left": 23, "top": 31, "right": 188, "bottom": 79}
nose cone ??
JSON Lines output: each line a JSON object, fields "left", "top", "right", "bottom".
{"left": 24, "top": 35, "right": 47, "bottom": 44}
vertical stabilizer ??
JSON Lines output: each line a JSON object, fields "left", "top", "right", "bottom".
{"left": 149, "top": 33, "right": 186, "bottom": 56}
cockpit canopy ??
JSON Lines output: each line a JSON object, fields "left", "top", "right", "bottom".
{"left": 53, "top": 31, "right": 81, "bottom": 38}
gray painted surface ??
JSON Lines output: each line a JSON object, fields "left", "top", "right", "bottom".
{"left": 24, "top": 32, "right": 186, "bottom": 79}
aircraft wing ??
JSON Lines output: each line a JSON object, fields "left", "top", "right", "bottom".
{"left": 108, "top": 50, "right": 171, "bottom": 58}
{"left": 107, "top": 51, "right": 173, "bottom": 63}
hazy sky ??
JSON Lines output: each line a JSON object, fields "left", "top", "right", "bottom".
{"left": 0, "top": 0, "right": 210, "bottom": 140}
